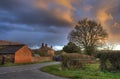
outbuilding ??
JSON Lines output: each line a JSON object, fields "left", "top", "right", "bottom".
{"left": 0, "top": 45, "right": 32, "bottom": 64}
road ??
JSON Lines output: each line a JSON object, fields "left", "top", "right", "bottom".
{"left": 0, "top": 62, "right": 67, "bottom": 79}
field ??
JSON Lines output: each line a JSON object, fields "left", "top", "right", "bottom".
{"left": 41, "top": 64, "right": 120, "bottom": 79}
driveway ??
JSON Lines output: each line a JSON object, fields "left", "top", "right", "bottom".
{"left": 0, "top": 62, "right": 67, "bottom": 79}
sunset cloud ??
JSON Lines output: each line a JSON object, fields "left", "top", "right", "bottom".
{"left": 0, "top": 0, "right": 120, "bottom": 48}
{"left": 93, "top": 0, "right": 120, "bottom": 42}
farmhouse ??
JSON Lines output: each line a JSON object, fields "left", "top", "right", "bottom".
{"left": 0, "top": 40, "right": 32, "bottom": 64}
{"left": 38, "top": 43, "right": 55, "bottom": 57}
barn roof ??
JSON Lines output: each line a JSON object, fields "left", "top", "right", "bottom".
{"left": 0, "top": 45, "right": 25, "bottom": 54}
{"left": 0, "top": 40, "right": 20, "bottom": 45}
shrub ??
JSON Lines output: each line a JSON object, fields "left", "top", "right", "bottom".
{"left": 97, "top": 51, "right": 120, "bottom": 72}
{"left": 84, "top": 46, "right": 97, "bottom": 55}
{"left": 61, "top": 53, "right": 95, "bottom": 69}
{"left": 63, "top": 42, "right": 81, "bottom": 53}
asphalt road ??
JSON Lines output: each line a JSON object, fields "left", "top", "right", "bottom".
{"left": 0, "top": 62, "right": 67, "bottom": 79}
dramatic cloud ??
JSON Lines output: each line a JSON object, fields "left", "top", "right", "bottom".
{"left": 73, "top": 0, "right": 120, "bottom": 43}
{"left": 0, "top": 0, "right": 75, "bottom": 27}
{"left": 0, "top": 0, "right": 73, "bottom": 49}
{"left": 0, "top": 0, "right": 120, "bottom": 49}
{"left": 94, "top": 0, "right": 120, "bottom": 43}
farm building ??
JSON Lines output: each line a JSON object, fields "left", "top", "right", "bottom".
{"left": 0, "top": 44, "right": 32, "bottom": 64}
{"left": 0, "top": 40, "right": 20, "bottom": 45}
{"left": 38, "top": 43, "right": 55, "bottom": 57}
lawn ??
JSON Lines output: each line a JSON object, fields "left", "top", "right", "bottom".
{"left": 41, "top": 64, "right": 120, "bottom": 79}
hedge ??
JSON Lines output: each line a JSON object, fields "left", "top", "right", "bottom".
{"left": 97, "top": 51, "right": 120, "bottom": 72}
{"left": 61, "top": 53, "right": 95, "bottom": 69}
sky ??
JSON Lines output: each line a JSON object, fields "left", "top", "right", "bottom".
{"left": 0, "top": 0, "right": 120, "bottom": 50}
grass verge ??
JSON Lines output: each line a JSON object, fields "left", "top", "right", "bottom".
{"left": 40, "top": 64, "right": 120, "bottom": 79}
{"left": 0, "top": 60, "right": 52, "bottom": 67}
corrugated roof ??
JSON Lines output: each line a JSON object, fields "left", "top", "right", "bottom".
{"left": 0, "top": 45, "right": 24, "bottom": 54}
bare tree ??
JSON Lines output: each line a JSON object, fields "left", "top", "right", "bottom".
{"left": 68, "top": 18, "right": 108, "bottom": 55}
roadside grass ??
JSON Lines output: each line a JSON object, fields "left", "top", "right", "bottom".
{"left": 40, "top": 64, "right": 120, "bottom": 79}
{"left": 0, "top": 60, "right": 52, "bottom": 67}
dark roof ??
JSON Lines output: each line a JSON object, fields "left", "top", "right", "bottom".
{"left": 0, "top": 40, "right": 22, "bottom": 45}
{"left": 0, "top": 45, "right": 25, "bottom": 54}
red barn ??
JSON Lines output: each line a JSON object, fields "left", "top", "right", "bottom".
{"left": 0, "top": 45, "right": 32, "bottom": 64}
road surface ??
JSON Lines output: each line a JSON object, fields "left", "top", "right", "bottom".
{"left": 0, "top": 62, "right": 67, "bottom": 79}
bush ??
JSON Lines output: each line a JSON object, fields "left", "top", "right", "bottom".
{"left": 97, "top": 51, "right": 120, "bottom": 72}
{"left": 63, "top": 42, "right": 81, "bottom": 53}
{"left": 84, "top": 46, "right": 96, "bottom": 55}
{"left": 61, "top": 53, "right": 95, "bottom": 69}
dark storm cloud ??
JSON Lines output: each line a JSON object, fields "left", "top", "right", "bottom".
{"left": 0, "top": 0, "right": 120, "bottom": 49}
{"left": 0, "top": 0, "right": 74, "bottom": 27}
{"left": 0, "top": 28, "right": 69, "bottom": 47}
{"left": 0, "top": 22, "right": 66, "bottom": 34}
{"left": 0, "top": 23, "right": 33, "bottom": 32}
{"left": 0, "top": 0, "right": 74, "bottom": 48}
{"left": 0, "top": 0, "right": 21, "bottom": 10}
{"left": 16, "top": 10, "right": 73, "bottom": 26}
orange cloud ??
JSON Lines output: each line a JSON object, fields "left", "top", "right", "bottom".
{"left": 94, "top": 0, "right": 119, "bottom": 43}
{"left": 54, "top": 0, "right": 75, "bottom": 10}
{"left": 34, "top": 0, "right": 120, "bottom": 43}
{"left": 34, "top": 0, "right": 75, "bottom": 27}
{"left": 95, "top": 0, "right": 117, "bottom": 24}
{"left": 97, "top": 9, "right": 113, "bottom": 24}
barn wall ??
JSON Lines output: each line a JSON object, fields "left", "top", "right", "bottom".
{"left": 0, "top": 54, "right": 14, "bottom": 63}
{"left": 15, "top": 46, "right": 32, "bottom": 63}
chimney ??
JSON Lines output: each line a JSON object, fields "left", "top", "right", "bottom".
{"left": 42, "top": 43, "right": 44, "bottom": 47}
{"left": 45, "top": 43, "right": 47, "bottom": 47}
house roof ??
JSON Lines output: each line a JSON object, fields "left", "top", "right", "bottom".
{"left": 0, "top": 45, "right": 25, "bottom": 54}
{"left": 0, "top": 40, "right": 21, "bottom": 45}
{"left": 39, "top": 43, "right": 54, "bottom": 51}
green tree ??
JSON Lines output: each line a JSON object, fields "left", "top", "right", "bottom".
{"left": 63, "top": 42, "right": 81, "bottom": 53}
{"left": 68, "top": 18, "right": 108, "bottom": 55}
